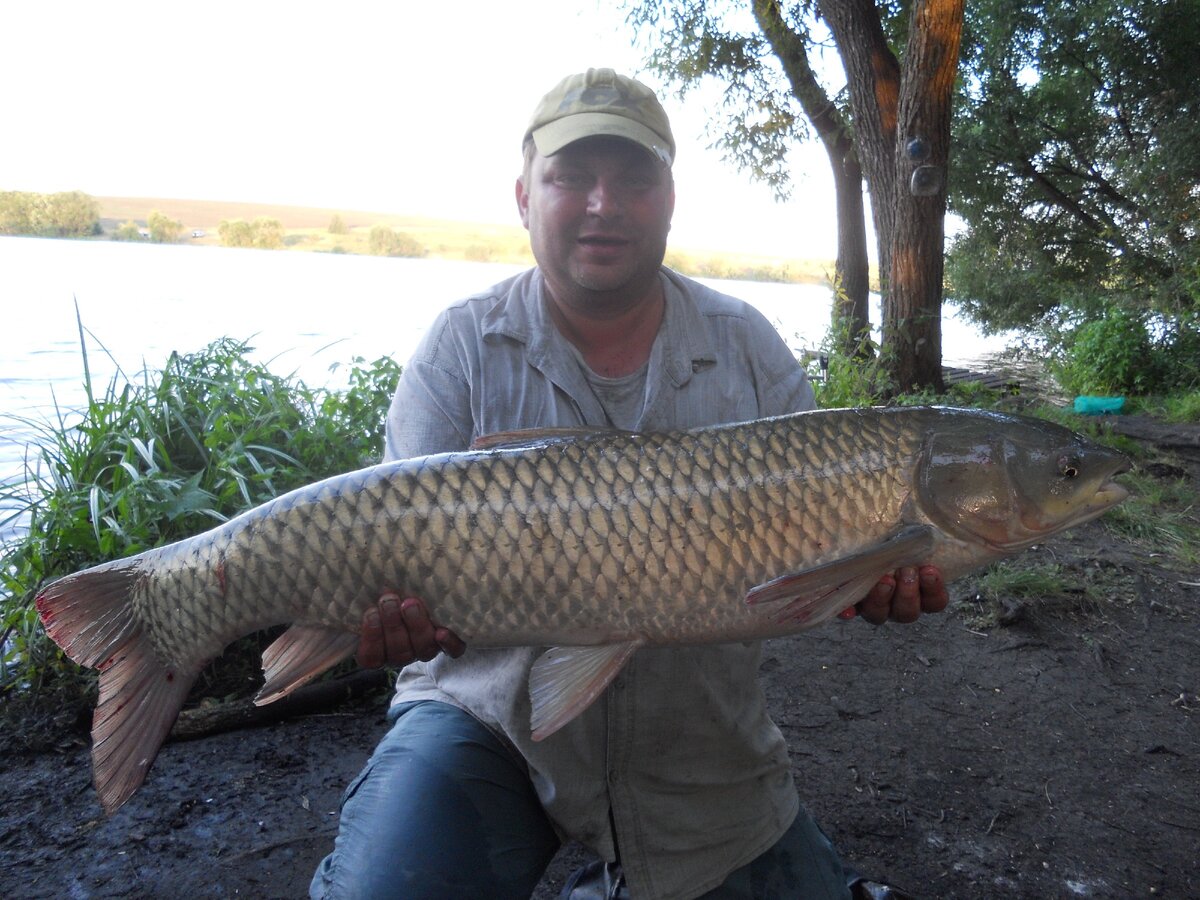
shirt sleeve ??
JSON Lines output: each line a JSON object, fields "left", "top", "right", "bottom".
{"left": 383, "top": 327, "right": 475, "bottom": 462}
{"left": 747, "top": 307, "right": 817, "bottom": 418}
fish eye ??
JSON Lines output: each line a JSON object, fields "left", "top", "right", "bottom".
{"left": 1058, "top": 455, "right": 1080, "bottom": 478}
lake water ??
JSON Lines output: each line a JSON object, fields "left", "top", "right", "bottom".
{"left": 0, "top": 235, "right": 1013, "bottom": 485}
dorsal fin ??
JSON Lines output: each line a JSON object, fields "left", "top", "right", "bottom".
{"left": 471, "top": 426, "right": 633, "bottom": 452}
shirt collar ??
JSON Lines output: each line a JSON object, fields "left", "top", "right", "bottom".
{"left": 480, "top": 267, "right": 717, "bottom": 388}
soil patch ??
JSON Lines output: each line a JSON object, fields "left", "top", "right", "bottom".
{"left": 2, "top": 426, "right": 1197, "bottom": 899}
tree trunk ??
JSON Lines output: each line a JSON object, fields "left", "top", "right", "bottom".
{"left": 820, "top": 0, "right": 963, "bottom": 393}
{"left": 752, "top": 0, "right": 871, "bottom": 358}
{"left": 830, "top": 148, "right": 871, "bottom": 357}
{"left": 885, "top": 0, "right": 964, "bottom": 392}
{"left": 817, "top": 0, "right": 901, "bottom": 294}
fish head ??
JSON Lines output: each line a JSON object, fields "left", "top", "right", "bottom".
{"left": 917, "top": 410, "right": 1130, "bottom": 552}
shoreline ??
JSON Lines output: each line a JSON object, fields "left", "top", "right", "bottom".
{"left": 88, "top": 195, "right": 839, "bottom": 287}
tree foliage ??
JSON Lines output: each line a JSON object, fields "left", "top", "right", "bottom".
{"left": 368, "top": 226, "right": 426, "bottom": 258}
{"left": 947, "top": 0, "right": 1200, "bottom": 335}
{"left": 148, "top": 210, "right": 183, "bottom": 244}
{"left": 0, "top": 190, "right": 100, "bottom": 237}
{"left": 112, "top": 221, "right": 143, "bottom": 242}
{"left": 218, "top": 217, "right": 285, "bottom": 250}
{"left": 627, "top": 0, "right": 964, "bottom": 391}
{"left": 626, "top": 1, "right": 873, "bottom": 352}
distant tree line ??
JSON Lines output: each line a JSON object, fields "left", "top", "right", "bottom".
{"left": 0, "top": 190, "right": 100, "bottom": 237}
{"left": 219, "top": 217, "right": 285, "bottom": 250}
{"left": 111, "top": 210, "right": 184, "bottom": 243}
{"left": 368, "top": 225, "right": 426, "bottom": 258}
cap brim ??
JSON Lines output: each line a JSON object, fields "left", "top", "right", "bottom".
{"left": 532, "top": 113, "right": 673, "bottom": 164}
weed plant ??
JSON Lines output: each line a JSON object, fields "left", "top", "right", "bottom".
{"left": 0, "top": 335, "right": 401, "bottom": 710}
{"left": 1101, "top": 468, "right": 1200, "bottom": 567}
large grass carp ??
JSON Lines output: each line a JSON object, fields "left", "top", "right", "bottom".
{"left": 36, "top": 406, "right": 1128, "bottom": 813}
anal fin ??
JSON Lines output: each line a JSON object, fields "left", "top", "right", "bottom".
{"left": 255, "top": 625, "right": 360, "bottom": 705}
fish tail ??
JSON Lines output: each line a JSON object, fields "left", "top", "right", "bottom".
{"left": 36, "top": 562, "right": 196, "bottom": 815}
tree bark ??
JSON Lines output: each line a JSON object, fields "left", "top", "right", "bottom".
{"left": 820, "top": 0, "right": 963, "bottom": 392}
{"left": 817, "top": 0, "right": 901, "bottom": 292}
{"left": 887, "top": 0, "right": 964, "bottom": 392}
{"left": 752, "top": 0, "right": 872, "bottom": 358}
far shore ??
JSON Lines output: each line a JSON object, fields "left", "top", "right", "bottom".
{"left": 93, "top": 196, "right": 838, "bottom": 287}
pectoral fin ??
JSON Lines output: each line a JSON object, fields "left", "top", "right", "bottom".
{"left": 746, "top": 525, "right": 937, "bottom": 625}
{"left": 528, "top": 641, "right": 642, "bottom": 741}
{"left": 255, "top": 625, "right": 360, "bottom": 705}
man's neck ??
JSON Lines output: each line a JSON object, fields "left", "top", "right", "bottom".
{"left": 545, "top": 280, "right": 666, "bottom": 378}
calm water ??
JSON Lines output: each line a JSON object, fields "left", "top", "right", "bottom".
{"left": 0, "top": 235, "right": 1012, "bottom": 485}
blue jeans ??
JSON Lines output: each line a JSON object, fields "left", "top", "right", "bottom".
{"left": 310, "top": 701, "right": 850, "bottom": 899}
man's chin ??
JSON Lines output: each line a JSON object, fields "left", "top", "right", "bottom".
{"left": 569, "top": 264, "right": 639, "bottom": 295}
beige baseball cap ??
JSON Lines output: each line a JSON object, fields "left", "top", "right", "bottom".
{"left": 523, "top": 68, "right": 675, "bottom": 166}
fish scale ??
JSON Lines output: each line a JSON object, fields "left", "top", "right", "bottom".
{"left": 36, "top": 405, "right": 1131, "bottom": 813}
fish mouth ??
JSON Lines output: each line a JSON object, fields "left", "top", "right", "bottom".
{"left": 988, "top": 474, "right": 1132, "bottom": 554}
{"left": 1091, "top": 478, "right": 1130, "bottom": 509}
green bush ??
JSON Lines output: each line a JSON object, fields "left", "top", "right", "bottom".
{"left": 368, "top": 226, "right": 426, "bottom": 258}
{"left": 1053, "top": 309, "right": 1155, "bottom": 395}
{"left": 111, "top": 220, "right": 143, "bottom": 242}
{"left": 218, "top": 217, "right": 285, "bottom": 250}
{"left": 0, "top": 190, "right": 100, "bottom": 238}
{"left": 0, "top": 336, "right": 402, "bottom": 702}
{"left": 1053, "top": 308, "right": 1199, "bottom": 396}
{"left": 806, "top": 318, "right": 894, "bottom": 408}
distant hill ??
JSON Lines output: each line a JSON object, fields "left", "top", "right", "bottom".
{"left": 95, "top": 196, "right": 834, "bottom": 285}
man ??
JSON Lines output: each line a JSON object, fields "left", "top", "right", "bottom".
{"left": 311, "top": 69, "right": 947, "bottom": 900}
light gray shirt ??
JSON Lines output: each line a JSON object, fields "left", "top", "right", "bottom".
{"left": 385, "top": 266, "right": 815, "bottom": 900}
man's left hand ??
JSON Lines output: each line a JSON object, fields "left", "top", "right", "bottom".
{"left": 841, "top": 565, "right": 948, "bottom": 625}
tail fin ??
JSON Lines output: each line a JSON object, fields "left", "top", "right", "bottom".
{"left": 36, "top": 562, "right": 196, "bottom": 815}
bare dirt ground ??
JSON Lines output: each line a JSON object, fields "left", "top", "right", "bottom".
{"left": 1, "top": 418, "right": 1196, "bottom": 899}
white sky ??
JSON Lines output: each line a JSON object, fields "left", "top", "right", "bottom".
{"left": 2, "top": 0, "right": 845, "bottom": 258}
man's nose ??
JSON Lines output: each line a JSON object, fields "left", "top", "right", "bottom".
{"left": 586, "top": 179, "right": 622, "bottom": 218}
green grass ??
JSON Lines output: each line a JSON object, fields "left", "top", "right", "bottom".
{"left": 1102, "top": 467, "right": 1200, "bottom": 567}
{"left": 1139, "top": 389, "right": 1200, "bottom": 424}
{"left": 958, "top": 557, "right": 1144, "bottom": 631}
{"left": 0, "top": 324, "right": 402, "bottom": 705}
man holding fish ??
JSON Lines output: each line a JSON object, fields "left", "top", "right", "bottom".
{"left": 311, "top": 69, "right": 948, "bottom": 900}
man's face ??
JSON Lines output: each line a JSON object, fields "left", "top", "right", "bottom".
{"left": 515, "top": 135, "right": 675, "bottom": 314}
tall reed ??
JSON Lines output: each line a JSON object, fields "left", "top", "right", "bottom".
{"left": 0, "top": 329, "right": 401, "bottom": 702}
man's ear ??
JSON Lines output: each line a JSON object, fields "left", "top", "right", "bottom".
{"left": 515, "top": 177, "right": 531, "bottom": 229}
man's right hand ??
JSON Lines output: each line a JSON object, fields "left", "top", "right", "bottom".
{"left": 356, "top": 594, "right": 467, "bottom": 669}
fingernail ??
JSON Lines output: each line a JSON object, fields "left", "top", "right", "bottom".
{"left": 838, "top": 607, "right": 857, "bottom": 620}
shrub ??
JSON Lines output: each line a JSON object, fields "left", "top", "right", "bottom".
{"left": 0, "top": 335, "right": 402, "bottom": 703}
{"left": 111, "top": 221, "right": 143, "bottom": 242}
{"left": 1053, "top": 308, "right": 1199, "bottom": 396}
{"left": 368, "top": 226, "right": 426, "bottom": 258}
{"left": 148, "top": 210, "right": 183, "bottom": 244}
